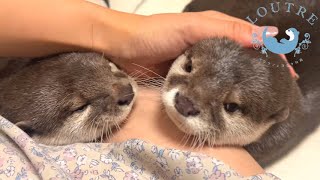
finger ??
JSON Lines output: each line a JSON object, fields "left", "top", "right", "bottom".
{"left": 188, "top": 18, "right": 253, "bottom": 46}
{"left": 191, "top": 16, "right": 278, "bottom": 47}
{"left": 203, "top": 11, "right": 279, "bottom": 45}
{"left": 190, "top": 11, "right": 279, "bottom": 47}
{"left": 279, "top": 54, "right": 299, "bottom": 79}
{"left": 198, "top": 10, "right": 245, "bottom": 21}
{"left": 199, "top": 10, "right": 261, "bottom": 29}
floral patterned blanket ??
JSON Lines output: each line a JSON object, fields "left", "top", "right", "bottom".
{"left": 0, "top": 116, "right": 280, "bottom": 180}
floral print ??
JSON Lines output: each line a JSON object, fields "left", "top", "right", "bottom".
{"left": 0, "top": 116, "right": 280, "bottom": 179}
{"left": 186, "top": 156, "right": 203, "bottom": 174}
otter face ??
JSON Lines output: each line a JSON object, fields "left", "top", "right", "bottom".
{"left": 162, "top": 38, "right": 292, "bottom": 146}
{"left": 286, "top": 28, "right": 299, "bottom": 41}
{"left": 0, "top": 53, "right": 137, "bottom": 145}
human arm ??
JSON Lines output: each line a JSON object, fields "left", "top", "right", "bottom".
{"left": 0, "top": 0, "right": 278, "bottom": 73}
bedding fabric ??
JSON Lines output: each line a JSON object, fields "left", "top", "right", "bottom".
{"left": 0, "top": 116, "right": 279, "bottom": 180}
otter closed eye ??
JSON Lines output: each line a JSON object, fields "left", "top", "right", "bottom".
{"left": 73, "top": 103, "right": 90, "bottom": 113}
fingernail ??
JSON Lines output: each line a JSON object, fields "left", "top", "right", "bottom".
{"left": 286, "top": 62, "right": 299, "bottom": 80}
{"left": 294, "top": 73, "right": 300, "bottom": 80}
{"left": 253, "top": 26, "right": 279, "bottom": 43}
{"left": 265, "top": 26, "right": 279, "bottom": 36}
{"left": 252, "top": 26, "right": 278, "bottom": 44}
{"left": 255, "top": 26, "right": 279, "bottom": 37}
{"left": 279, "top": 54, "right": 287, "bottom": 61}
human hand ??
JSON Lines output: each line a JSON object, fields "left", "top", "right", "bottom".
{"left": 96, "top": 10, "right": 278, "bottom": 75}
{"left": 0, "top": 1, "right": 280, "bottom": 77}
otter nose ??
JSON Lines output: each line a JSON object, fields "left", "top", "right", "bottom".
{"left": 117, "top": 84, "right": 134, "bottom": 106}
{"left": 174, "top": 92, "right": 200, "bottom": 117}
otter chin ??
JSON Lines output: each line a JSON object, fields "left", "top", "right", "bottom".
{"left": 162, "top": 88, "right": 210, "bottom": 136}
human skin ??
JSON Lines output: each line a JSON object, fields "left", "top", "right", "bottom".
{"left": 108, "top": 88, "right": 264, "bottom": 176}
{"left": 0, "top": 0, "right": 278, "bottom": 75}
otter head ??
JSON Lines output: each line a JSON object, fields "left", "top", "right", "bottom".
{"left": 0, "top": 53, "right": 137, "bottom": 145}
{"left": 162, "top": 38, "right": 295, "bottom": 146}
{"left": 286, "top": 28, "right": 300, "bottom": 41}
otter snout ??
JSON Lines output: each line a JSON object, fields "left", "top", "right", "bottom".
{"left": 174, "top": 92, "right": 200, "bottom": 117}
{"left": 117, "top": 84, "right": 134, "bottom": 106}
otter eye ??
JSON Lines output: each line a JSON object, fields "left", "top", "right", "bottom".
{"left": 184, "top": 59, "right": 192, "bottom": 73}
{"left": 224, "top": 103, "right": 240, "bottom": 113}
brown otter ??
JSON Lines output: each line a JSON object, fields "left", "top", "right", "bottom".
{"left": 0, "top": 53, "right": 137, "bottom": 145}
{"left": 162, "top": 0, "right": 320, "bottom": 166}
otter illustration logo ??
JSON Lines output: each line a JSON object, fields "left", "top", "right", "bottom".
{"left": 252, "top": 27, "right": 311, "bottom": 58}
{"left": 263, "top": 27, "right": 299, "bottom": 54}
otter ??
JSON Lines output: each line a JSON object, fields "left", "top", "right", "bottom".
{"left": 162, "top": 38, "right": 306, "bottom": 165}
{"left": 161, "top": 0, "right": 320, "bottom": 166}
{"left": 0, "top": 53, "right": 137, "bottom": 145}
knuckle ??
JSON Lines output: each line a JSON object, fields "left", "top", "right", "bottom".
{"left": 230, "top": 22, "right": 239, "bottom": 39}
{"left": 229, "top": 21, "right": 251, "bottom": 40}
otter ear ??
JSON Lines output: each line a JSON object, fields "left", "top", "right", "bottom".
{"left": 269, "top": 107, "right": 290, "bottom": 123}
{"left": 15, "top": 121, "right": 36, "bottom": 137}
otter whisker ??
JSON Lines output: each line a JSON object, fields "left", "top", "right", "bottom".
{"left": 88, "top": 121, "right": 95, "bottom": 142}
{"left": 93, "top": 122, "right": 100, "bottom": 143}
{"left": 137, "top": 80, "right": 163, "bottom": 87}
{"left": 185, "top": 133, "right": 193, "bottom": 148}
{"left": 195, "top": 133, "right": 201, "bottom": 150}
{"left": 130, "top": 69, "right": 146, "bottom": 79}
{"left": 88, "top": 114, "right": 99, "bottom": 142}
{"left": 195, "top": 133, "right": 201, "bottom": 149}
{"left": 131, "top": 72, "right": 143, "bottom": 78}
{"left": 131, "top": 63, "right": 165, "bottom": 80}
{"left": 137, "top": 82, "right": 162, "bottom": 90}
{"left": 180, "top": 133, "right": 188, "bottom": 146}
{"left": 196, "top": 133, "right": 201, "bottom": 149}
{"left": 236, "top": 76, "right": 259, "bottom": 85}
{"left": 96, "top": 126, "right": 101, "bottom": 143}
{"left": 123, "top": 92, "right": 135, "bottom": 97}
{"left": 130, "top": 69, "right": 156, "bottom": 80}
{"left": 114, "top": 121, "right": 121, "bottom": 132}
{"left": 100, "top": 122, "right": 105, "bottom": 142}
{"left": 105, "top": 121, "right": 115, "bottom": 141}
{"left": 191, "top": 136, "right": 196, "bottom": 149}
{"left": 133, "top": 70, "right": 164, "bottom": 89}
